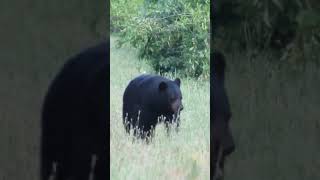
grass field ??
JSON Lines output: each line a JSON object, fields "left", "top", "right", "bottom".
{"left": 110, "top": 36, "right": 210, "bottom": 180}
{"left": 222, "top": 52, "right": 320, "bottom": 180}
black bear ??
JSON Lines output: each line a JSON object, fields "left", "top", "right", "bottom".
{"left": 211, "top": 51, "right": 235, "bottom": 180}
{"left": 122, "top": 74, "right": 183, "bottom": 140}
{"left": 40, "top": 41, "right": 109, "bottom": 180}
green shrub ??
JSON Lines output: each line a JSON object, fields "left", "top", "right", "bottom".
{"left": 112, "top": 0, "right": 210, "bottom": 78}
{"left": 213, "top": 0, "right": 320, "bottom": 62}
{"left": 110, "top": 0, "right": 144, "bottom": 33}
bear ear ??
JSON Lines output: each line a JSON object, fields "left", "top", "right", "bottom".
{"left": 159, "top": 81, "right": 167, "bottom": 91}
{"left": 174, "top": 78, "right": 181, "bottom": 87}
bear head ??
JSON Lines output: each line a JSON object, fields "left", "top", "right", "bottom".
{"left": 158, "top": 78, "right": 183, "bottom": 120}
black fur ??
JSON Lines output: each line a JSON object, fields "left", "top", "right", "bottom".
{"left": 211, "top": 51, "right": 235, "bottom": 179}
{"left": 122, "top": 74, "right": 183, "bottom": 140}
{"left": 40, "top": 42, "right": 108, "bottom": 180}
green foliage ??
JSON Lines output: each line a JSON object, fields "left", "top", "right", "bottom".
{"left": 214, "top": 0, "right": 320, "bottom": 62}
{"left": 110, "top": 0, "right": 145, "bottom": 33}
{"left": 111, "top": 0, "right": 210, "bottom": 78}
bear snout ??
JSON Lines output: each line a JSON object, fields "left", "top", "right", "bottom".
{"left": 179, "top": 104, "right": 184, "bottom": 111}
{"left": 170, "top": 100, "right": 182, "bottom": 114}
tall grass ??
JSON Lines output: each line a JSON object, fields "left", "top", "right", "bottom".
{"left": 110, "top": 36, "right": 210, "bottom": 180}
{"left": 223, "top": 52, "right": 320, "bottom": 180}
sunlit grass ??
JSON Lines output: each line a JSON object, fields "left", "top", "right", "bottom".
{"left": 110, "top": 36, "right": 210, "bottom": 180}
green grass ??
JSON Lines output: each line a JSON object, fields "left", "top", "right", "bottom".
{"left": 223, "top": 52, "right": 320, "bottom": 180}
{"left": 110, "top": 36, "right": 210, "bottom": 180}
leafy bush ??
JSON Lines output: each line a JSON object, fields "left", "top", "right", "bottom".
{"left": 112, "top": 0, "right": 210, "bottom": 78}
{"left": 110, "top": 0, "right": 144, "bottom": 33}
{"left": 213, "top": 0, "right": 320, "bottom": 62}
